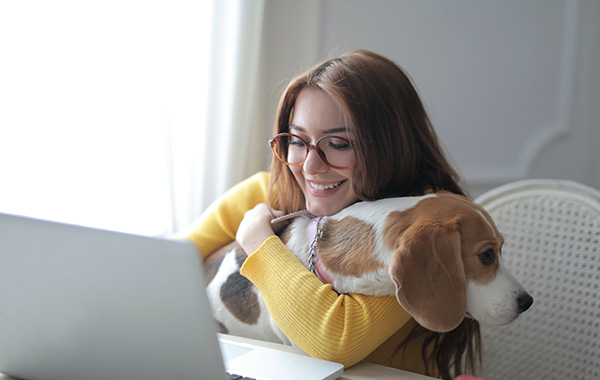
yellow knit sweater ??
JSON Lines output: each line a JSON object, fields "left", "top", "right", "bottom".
{"left": 176, "top": 172, "right": 433, "bottom": 375}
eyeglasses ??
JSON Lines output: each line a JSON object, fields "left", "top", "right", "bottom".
{"left": 269, "top": 132, "right": 357, "bottom": 170}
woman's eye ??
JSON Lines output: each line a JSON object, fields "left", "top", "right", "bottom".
{"left": 326, "top": 137, "right": 351, "bottom": 151}
{"left": 330, "top": 142, "right": 350, "bottom": 150}
{"left": 478, "top": 249, "right": 496, "bottom": 266}
{"left": 288, "top": 136, "right": 306, "bottom": 147}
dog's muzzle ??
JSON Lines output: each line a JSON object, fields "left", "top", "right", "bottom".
{"left": 517, "top": 293, "right": 534, "bottom": 313}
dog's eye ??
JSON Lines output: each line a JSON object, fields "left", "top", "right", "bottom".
{"left": 478, "top": 249, "right": 496, "bottom": 266}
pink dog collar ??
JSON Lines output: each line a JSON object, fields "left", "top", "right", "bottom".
{"left": 306, "top": 217, "right": 334, "bottom": 286}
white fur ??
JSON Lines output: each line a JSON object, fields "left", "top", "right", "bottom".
{"left": 329, "top": 195, "right": 435, "bottom": 266}
{"left": 206, "top": 251, "right": 282, "bottom": 342}
{"left": 467, "top": 258, "right": 529, "bottom": 326}
{"left": 474, "top": 207, "right": 499, "bottom": 239}
{"left": 313, "top": 195, "right": 437, "bottom": 295}
{"left": 466, "top": 204, "right": 528, "bottom": 325}
{"left": 207, "top": 193, "right": 531, "bottom": 344}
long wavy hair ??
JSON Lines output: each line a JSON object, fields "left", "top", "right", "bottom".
{"left": 267, "top": 50, "right": 479, "bottom": 379}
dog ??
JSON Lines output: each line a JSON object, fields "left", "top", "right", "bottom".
{"left": 203, "top": 191, "right": 533, "bottom": 345}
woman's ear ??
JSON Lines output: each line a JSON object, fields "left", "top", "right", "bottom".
{"left": 388, "top": 220, "right": 467, "bottom": 332}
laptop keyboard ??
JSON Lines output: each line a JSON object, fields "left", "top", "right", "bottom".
{"left": 227, "top": 373, "right": 256, "bottom": 380}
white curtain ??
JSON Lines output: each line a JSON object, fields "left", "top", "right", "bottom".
{"left": 0, "top": 1, "right": 212, "bottom": 236}
{"left": 168, "top": 0, "right": 267, "bottom": 233}
{"left": 0, "top": 0, "right": 267, "bottom": 236}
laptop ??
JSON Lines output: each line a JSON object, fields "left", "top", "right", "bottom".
{"left": 0, "top": 212, "right": 344, "bottom": 380}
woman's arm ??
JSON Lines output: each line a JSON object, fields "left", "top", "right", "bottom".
{"left": 176, "top": 171, "right": 412, "bottom": 367}
{"left": 173, "top": 172, "right": 270, "bottom": 258}
{"left": 241, "top": 237, "right": 412, "bottom": 367}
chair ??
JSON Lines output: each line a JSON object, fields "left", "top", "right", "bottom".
{"left": 474, "top": 179, "right": 600, "bottom": 380}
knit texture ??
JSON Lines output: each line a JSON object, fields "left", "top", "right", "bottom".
{"left": 178, "top": 172, "right": 431, "bottom": 373}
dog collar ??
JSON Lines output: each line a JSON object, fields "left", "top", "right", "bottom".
{"left": 270, "top": 210, "right": 312, "bottom": 225}
{"left": 306, "top": 217, "right": 333, "bottom": 285}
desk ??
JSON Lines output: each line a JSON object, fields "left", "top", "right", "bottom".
{"left": 220, "top": 334, "right": 436, "bottom": 380}
{"left": 0, "top": 334, "right": 436, "bottom": 380}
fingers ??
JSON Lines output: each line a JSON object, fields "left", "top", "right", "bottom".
{"left": 236, "top": 203, "right": 277, "bottom": 255}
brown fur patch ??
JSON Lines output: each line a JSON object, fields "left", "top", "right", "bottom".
{"left": 384, "top": 192, "right": 503, "bottom": 287}
{"left": 318, "top": 216, "right": 384, "bottom": 276}
{"left": 203, "top": 240, "right": 240, "bottom": 285}
{"left": 220, "top": 247, "right": 261, "bottom": 325}
{"left": 389, "top": 221, "right": 468, "bottom": 332}
{"left": 383, "top": 211, "right": 415, "bottom": 250}
{"left": 234, "top": 247, "right": 248, "bottom": 267}
{"left": 278, "top": 225, "right": 292, "bottom": 245}
{"left": 440, "top": 194, "right": 503, "bottom": 285}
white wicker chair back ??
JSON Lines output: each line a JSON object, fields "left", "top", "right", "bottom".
{"left": 475, "top": 179, "right": 600, "bottom": 380}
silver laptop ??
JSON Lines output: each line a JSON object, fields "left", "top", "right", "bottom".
{"left": 0, "top": 212, "right": 343, "bottom": 380}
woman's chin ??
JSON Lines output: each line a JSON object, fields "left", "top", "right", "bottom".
{"left": 305, "top": 199, "right": 350, "bottom": 217}
{"left": 302, "top": 180, "right": 359, "bottom": 216}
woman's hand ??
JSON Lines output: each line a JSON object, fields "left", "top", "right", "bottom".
{"left": 236, "top": 203, "right": 285, "bottom": 255}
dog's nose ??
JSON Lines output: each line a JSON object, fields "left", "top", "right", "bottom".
{"left": 517, "top": 293, "right": 534, "bottom": 313}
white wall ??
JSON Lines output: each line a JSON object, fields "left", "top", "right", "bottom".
{"left": 255, "top": 0, "right": 600, "bottom": 197}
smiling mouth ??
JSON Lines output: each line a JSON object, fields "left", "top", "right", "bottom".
{"left": 309, "top": 180, "right": 344, "bottom": 191}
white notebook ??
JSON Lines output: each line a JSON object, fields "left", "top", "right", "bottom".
{"left": 0, "top": 212, "right": 343, "bottom": 380}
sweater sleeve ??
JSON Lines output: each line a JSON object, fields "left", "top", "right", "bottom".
{"left": 177, "top": 171, "right": 415, "bottom": 368}
{"left": 173, "top": 172, "right": 270, "bottom": 258}
{"left": 240, "top": 236, "right": 413, "bottom": 368}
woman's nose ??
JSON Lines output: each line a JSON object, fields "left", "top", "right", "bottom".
{"left": 303, "top": 148, "right": 329, "bottom": 174}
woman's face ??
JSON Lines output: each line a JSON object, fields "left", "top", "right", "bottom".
{"left": 289, "top": 88, "right": 359, "bottom": 216}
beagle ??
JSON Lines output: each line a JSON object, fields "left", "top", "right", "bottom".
{"left": 203, "top": 192, "right": 533, "bottom": 344}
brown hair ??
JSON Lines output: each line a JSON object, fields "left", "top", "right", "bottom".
{"left": 267, "top": 50, "right": 479, "bottom": 378}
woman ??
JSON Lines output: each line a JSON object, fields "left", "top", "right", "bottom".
{"left": 177, "top": 50, "right": 480, "bottom": 379}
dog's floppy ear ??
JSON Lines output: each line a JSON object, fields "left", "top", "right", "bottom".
{"left": 388, "top": 219, "right": 467, "bottom": 332}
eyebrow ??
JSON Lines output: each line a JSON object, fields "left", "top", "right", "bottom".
{"left": 289, "top": 124, "right": 350, "bottom": 135}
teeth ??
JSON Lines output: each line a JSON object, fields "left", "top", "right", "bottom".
{"left": 310, "top": 181, "right": 343, "bottom": 190}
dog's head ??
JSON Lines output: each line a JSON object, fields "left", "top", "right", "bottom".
{"left": 385, "top": 192, "right": 533, "bottom": 332}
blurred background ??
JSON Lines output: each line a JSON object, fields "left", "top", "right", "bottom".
{"left": 1, "top": 0, "right": 598, "bottom": 236}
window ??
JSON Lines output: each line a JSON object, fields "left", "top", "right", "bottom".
{"left": 0, "top": 0, "right": 212, "bottom": 236}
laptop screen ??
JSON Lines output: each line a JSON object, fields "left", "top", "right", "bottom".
{"left": 0, "top": 212, "right": 227, "bottom": 380}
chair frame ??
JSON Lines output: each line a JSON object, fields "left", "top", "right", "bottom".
{"left": 474, "top": 178, "right": 600, "bottom": 380}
